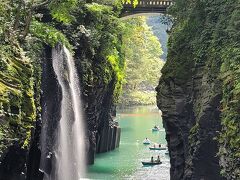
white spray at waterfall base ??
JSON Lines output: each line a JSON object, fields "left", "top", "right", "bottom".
{"left": 51, "top": 45, "right": 86, "bottom": 180}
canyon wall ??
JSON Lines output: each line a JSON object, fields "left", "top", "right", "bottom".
{"left": 156, "top": 0, "right": 240, "bottom": 179}
{"left": 0, "top": 2, "right": 123, "bottom": 179}
{"left": 0, "top": 42, "right": 38, "bottom": 180}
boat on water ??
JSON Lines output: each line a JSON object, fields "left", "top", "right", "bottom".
{"left": 149, "top": 147, "right": 167, "bottom": 150}
{"left": 143, "top": 138, "right": 151, "bottom": 145}
{"left": 142, "top": 161, "right": 162, "bottom": 166}
{"left": 143, "top": 142, "right": 151, "bottom": 145}
{"left": 152, "top": 125, "right": 160, "bottom": 131}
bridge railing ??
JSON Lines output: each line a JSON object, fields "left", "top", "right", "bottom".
{"left": 123, "top": 0, "right": 173, "bottom": 7}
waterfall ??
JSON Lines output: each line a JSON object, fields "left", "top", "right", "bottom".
{"left": 40, "top": 44, "right": 86, "bottom": 180}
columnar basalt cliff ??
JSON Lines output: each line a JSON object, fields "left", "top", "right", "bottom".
{"left": 157, "top": 0, "right": 240, "bottom": 180}
{"left": 0, "top": 2, "right": 123, "bottom": 179}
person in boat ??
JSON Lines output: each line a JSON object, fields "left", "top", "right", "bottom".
{"left": 154, "top": 125, "right": 157, "bottom": 129}
{"left": 156, "top": 155, "right": 160, "bottom": 163}
{"left": 151, "top": 156, "right": 154, "bottom": 163}
{"left": 144, "top": 138, "right": 150, "bottom": 143}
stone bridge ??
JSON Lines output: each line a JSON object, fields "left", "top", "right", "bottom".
{"left": 121, "top": 0, "right": 173, "bottom": 17}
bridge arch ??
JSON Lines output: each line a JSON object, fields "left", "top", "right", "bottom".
{"left": 121, "top": 0, "right": 173, "bottom": 17}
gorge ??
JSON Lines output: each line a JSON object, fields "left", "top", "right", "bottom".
{"left": 0, "top": 0, "right": 240, "bottom": 180}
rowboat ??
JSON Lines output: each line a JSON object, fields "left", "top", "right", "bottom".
{"left": 152, "top": 128, "right": 159, "bottom": 131}
{"left": 152, "top": 126, "right": 160, "bottom": 131}
{"left": 149, "top": 147, "right": 167, "bottom": 150}
{"left": 143, "top": 141, "right": 151, "bottom": 145}
{"left": 143, "top": 139, "right": 151, "bottom": 145}
{"left": 142, "top": 161, "right": 162, "bottom": 166}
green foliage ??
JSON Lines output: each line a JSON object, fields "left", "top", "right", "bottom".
{"left": 86, "top": 3, "right": 113, "bottom": 15}
{"left": 0, "top": 0, "right": 19, "bottom": 41}
{"left": 161, "top": 0, "right": 207, "bottom": 85}
{"left": 219, "top": 47, "right": 240, "bottom": 179}
{"left": 188, "top": 123, "right": 200, "bottom": 158}
{"left": 30, "top": 20, "right": 72, "bottom": 49}
{"left": 163, "top": 0, "right": 240, "bottom": 179}
{"left": 119, "top": 91, "right": 157, "bottom": 106}
{"left": 0, "top": 43, "right": 36, "bottom": 153}
{"left": 49, "top": 0, "right": 78, "bottom": 24}
{"left": 0, "top": 0, "right": 78, "bottom": 157}
{"left": 118, "top": 16, "right": 164, "bottom": 106}
{"left": 122, "top": 0, "right": 139, "bottom": 7}
{"left": 0, "top": 0, "right": 126, "bottom": 163}
{"left": 83, "top": 3, "right": 126, "bottom": 102}
{"left": 107, "top": 54, "right": 125, "bottom": 101}
{"left": 0, "top": 0, "right": 77, "bottom": 46}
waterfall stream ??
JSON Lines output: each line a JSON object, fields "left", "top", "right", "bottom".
{"left": 40, "top": 44, "right": 86, "bottom": 180}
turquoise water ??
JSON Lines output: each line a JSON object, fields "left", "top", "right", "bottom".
{"left": 87, "top": 106, "right": 170, "bottom": 180}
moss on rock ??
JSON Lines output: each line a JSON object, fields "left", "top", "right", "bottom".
{"left": 158, "top": 0, "right": 240, "bottom": 179}
{"left": 0, "top": 43, "right": 36, "bottom": 155}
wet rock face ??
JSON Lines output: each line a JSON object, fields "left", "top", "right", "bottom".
{"left": 75, "top": 46, "right": 121, "bottom": 164}
{"left": 0, "top": 144, "right": 27, "bottom": 180}
{"left": 27, "top": 46, "right": 61, "bottom": 180}
{"left": 156, "top": 61, "right": 225, "bottom": 180}
{"left": 25, "top": 43, "right": 121, "bottom": 180}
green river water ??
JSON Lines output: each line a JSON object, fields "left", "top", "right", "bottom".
{"left": 87, "top": 106, "right": 170, "bottom": 180}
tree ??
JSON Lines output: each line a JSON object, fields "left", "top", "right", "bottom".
{"left": 119, "top": 16, "right": 165, "bottom": 106}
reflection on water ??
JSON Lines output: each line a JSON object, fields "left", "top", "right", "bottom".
{"left": 87, "top": 106, "right": 170, "bottom": 180}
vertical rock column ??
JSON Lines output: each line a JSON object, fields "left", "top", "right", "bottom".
{"left": 156, "top": 60, "right": 225, "bottom": 180}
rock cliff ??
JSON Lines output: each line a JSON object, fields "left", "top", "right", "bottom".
{"left": 157, "top": 59, "right": 224, "bottom": 180}
{"left": 156, "top": 0, "right": 240, "bottom": 179}
{"left": 0, "top": 2, "right": 123, "bottom": 180}
{"left": 0, "top": 41, "right": 40, "bottom": 180}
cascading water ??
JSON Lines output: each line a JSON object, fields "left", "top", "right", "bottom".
{"left": 40, "top": 44, "right": 86, "bottom": 180}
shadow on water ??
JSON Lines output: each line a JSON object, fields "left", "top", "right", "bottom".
{"left": 120, "top": 127, "right": 133, "bottom": 133}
